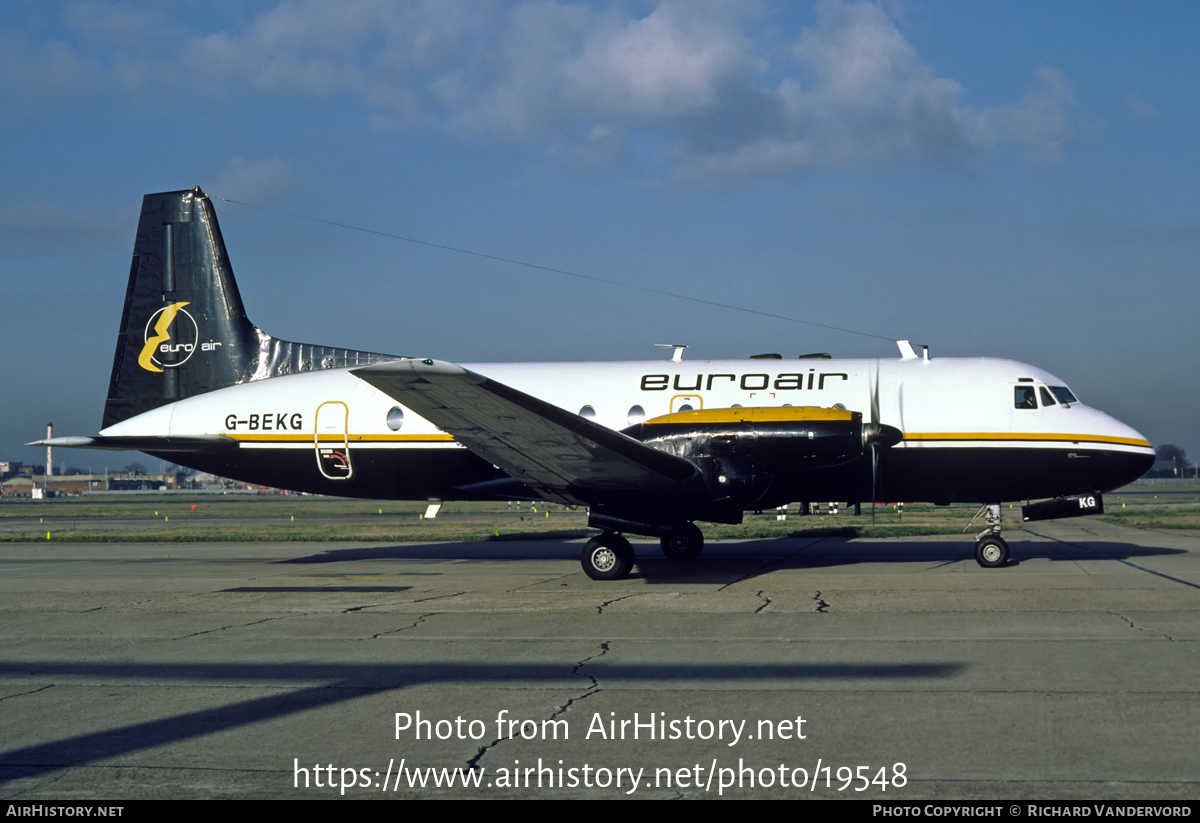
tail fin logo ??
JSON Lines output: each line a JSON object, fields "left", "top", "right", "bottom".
{"left": 139, "top": 302, "right": 198, "bottom": 372}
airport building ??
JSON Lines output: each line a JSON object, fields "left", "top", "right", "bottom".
{"left": 0, "top": 472, "right": 182, "bottom": 497}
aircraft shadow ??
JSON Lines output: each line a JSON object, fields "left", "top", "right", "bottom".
{"left": 632, "top": 537, "right": 1193, "bottom": 586}
{"left": 275, "top": 537, "right": 1190, "bottom": 588}
{"left": 0, "top": 659, "right": 964, "bottom": 784}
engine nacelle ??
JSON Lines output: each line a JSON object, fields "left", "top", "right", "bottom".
{"left": 625, "top": 406, "right": 897, "bottom": 469}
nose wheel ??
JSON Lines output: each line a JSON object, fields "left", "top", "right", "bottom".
{"left": 974, "top": 535, "right": 1010, "bottom": 568}
{"left": 581, "top": 532, "right": 635, "bottom": 580}
{"left": 970, "top": 503, "right": 1010, "bottom": 568}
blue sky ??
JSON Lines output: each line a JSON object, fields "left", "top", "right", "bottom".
{"left": 2, "top": 0, "right": 1197, "bottom": 471}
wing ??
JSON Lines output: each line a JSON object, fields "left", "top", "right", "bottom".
{"left": 352, "top": 359, "right": 696, "bottom": 506}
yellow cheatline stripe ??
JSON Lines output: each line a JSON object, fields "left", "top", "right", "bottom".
{"left": 646, "top": 406, "right": 853, "bottom": 425}
{"left": 226, "top": 433, "right": 456, "bottom": 443}
{"left": 904, "top": 432, "right": 1151, "bottom": 447}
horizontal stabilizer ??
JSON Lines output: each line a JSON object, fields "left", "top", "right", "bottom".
{"left": 352, "top": 359, "right": 696, "bottom": 505}
{"left": 27, "top": 435, "right": 239, "bottom": 453}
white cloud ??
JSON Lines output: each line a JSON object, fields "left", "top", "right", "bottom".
{"left": 670, "top": 3, "right": 1077, "bottom": 182}
{"left": 563, "top": 2, "right": 759, "bottom": 120}
{"left": 5, "top": 1, "right": 1081, "bottom": 184}
{"left": 984, "top": 66, "right": 1076, "bottom": 159}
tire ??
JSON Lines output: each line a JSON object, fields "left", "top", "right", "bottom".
{"left": 974, "top": 536, "right": 1010, "bottom": 568}
{"left": 581, "top": 534, "right": 634, "bottom": 580}
{"left": 660, "top": 522, "right": 704, "bottom": 561}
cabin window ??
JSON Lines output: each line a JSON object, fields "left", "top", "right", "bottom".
{"left": 1049, "top": 386, "right": 1078, "bottom": 405}
{"left": 386, "top": 407, "right": 405, "bottom": 431}
{"left": 1014, "top": 386, "right": 1037, "bottom": 409}
{"left": 1039, "top": 387, "right": 1056, "bottom": 407}
{"left": 627, "top": 405, "right": 646, "bottom": 425}
{"left": 678, "top": 404, "right": 693, "bottom": 412}
{"left": 579, "top": 405, "right": 596, "bottom": 420}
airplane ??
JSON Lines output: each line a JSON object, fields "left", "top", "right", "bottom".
{"left": 32, "top": 187, "right": 1156, "bottom": 580}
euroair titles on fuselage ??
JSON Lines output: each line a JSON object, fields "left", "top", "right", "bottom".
{"left": 102, "top": 360, "right": 881, "bottom": 442}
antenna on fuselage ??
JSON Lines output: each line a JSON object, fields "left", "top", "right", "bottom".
{"left": 655, "top": 344, "right": 687, "bottom": 363}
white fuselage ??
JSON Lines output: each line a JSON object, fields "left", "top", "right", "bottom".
{"left": 99, "top": 354, "right": 1152, "bottom": 506}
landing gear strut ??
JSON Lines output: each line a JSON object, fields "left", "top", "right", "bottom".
{"left": 970, "top": 503, "right": 1009, "bottom": 568}
{"left": 581, "top": 532, "right": 635, "bottom": 580}
{"left": 660, "top": 522, "right": 704, "bottom": 561}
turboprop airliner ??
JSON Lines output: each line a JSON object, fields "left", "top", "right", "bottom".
{"left": 33, "top": 188, "right": 1155, "bottom": 579}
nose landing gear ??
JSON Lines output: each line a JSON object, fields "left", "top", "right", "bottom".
{"left": 970, "top": 503, "right": 1010, "bottom": 568}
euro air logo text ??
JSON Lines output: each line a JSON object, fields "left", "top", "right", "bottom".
{"left": 138, "top": 302, "right": 221, "bottom": 373}
{"left": 640, "top": 372, "right": 849, "bottom": 392}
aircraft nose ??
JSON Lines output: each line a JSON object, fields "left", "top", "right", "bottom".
{"left": 1090, "top": 409, "right": 1155, "bottom": 490}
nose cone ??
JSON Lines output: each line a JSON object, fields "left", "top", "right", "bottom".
{"left": 1083, "top": 407, "right": 1156, "bottom": 491}
{"left": 1112, "top": 451, "right": 1156, "bottom": 490}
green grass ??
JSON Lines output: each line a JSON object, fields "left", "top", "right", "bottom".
{"left": 1098, "top": 507, "right": 1200, "bottom": 530}
{"left": 15, "top": 493, "right": 1197, "bottom": 543}
{"left": 0, "top": 495, "right": 513, "bottom": 520}
{"left": 1, "top": 497, "right": 1003, "bottom": 542}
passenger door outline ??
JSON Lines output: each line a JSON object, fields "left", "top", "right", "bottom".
{"left": 314, "top": 401, "right": 353, "bottom": 480}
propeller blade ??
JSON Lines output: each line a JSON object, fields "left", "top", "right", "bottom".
{"left": 871, "top": 362, "right": 880, "bottom": 426}
{"left": 871, "top": 441, "right": 878, "bottom": 524}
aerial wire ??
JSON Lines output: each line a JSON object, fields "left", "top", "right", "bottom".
{"left": 215, "top": 197, "right": 895, "bottom": 343}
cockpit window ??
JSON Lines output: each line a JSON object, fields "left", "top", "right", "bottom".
{"left": 1014, "top": 386, "right": 1037, "bottom": 409}
{"left": 1039, "top": 387, "right": 1056, "bottom": 407}
{"left": 1049, "top": 386, "right": 1078, "bottom": 405}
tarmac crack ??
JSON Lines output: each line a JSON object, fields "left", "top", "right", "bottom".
{"left": 7, "top": 766, "right": 70, "bottom": 798}
{"left": 569, "top": 640, "right": 610, "bottom": 691}
{"left": 1107, "top": 610, "right": 1174, "bottom": 641}
{"left": 344, "top": 591, "right": 464, "bottom": 616}
{"left": 596, "top": 595, "right": 636, "bottom": 614}
{"left": 812, "top": 591, "right": 831, "bottom": 613}
{"left": 0, "top": 685, "right": 53, "bottom": 703}
{"left": 754, "top": 591, "right": 772, "bottom": 613}
{"left": 368, "top": 613, "right": 434, "bottom": 639}
{"left": 172, "top": 616, "right": 286, "bottom": 640}
{"left": 410, "top": 591, "right": 466, "bottom": 604}
{"left": 342, "top": 590, "right": 462, "bottom": 613}
{"left": 465, "top": 641, "right": 610, "bottom": 774}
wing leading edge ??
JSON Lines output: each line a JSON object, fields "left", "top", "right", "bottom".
{"left": 351, "top": 359, "right": 696, "bottom": 506}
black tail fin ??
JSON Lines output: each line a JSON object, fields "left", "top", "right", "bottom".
{"left": 103, "top": 187, "right": 397, "bottom": 428}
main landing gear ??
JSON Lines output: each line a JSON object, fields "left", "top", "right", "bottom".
{"left": 580, "top": 522, "right": 707, "bottom": 579}
{"left": 581, "top": 532, "right": 634, "bottom": 580}
{"left": 660, "top": 523, "right": 704, "bottom": 562}
{"left": 970, "top": 503, "right": 1010, "bottom": 568}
